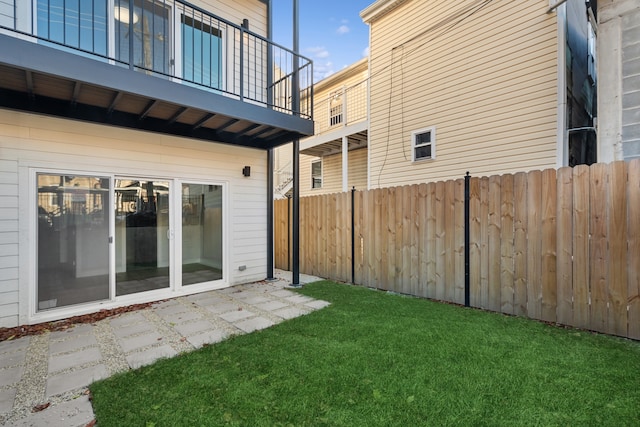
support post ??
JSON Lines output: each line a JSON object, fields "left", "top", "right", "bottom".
{"left": 291, "top": 0, "right": 301, "bottom": 287}
{"left": 464, "top": 171, "right": 471, "bottom": 307}
{"left": 267, "top": 148, "right": 274, "bottom": 279}
{"left": 342, "top": 136, "right": 349, "bottom": 193}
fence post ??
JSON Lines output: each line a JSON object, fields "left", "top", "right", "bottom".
{"left": 464, "top": 172, "right": 471, "bottom": 307}
{"left": 351, "top": 186, "right": 355, "bottom": 284}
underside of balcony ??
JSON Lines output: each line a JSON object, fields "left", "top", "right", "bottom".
{"left": 0, "top": 34, "right": 314, "bottom": 149}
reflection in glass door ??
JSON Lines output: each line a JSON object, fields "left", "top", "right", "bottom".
{"left": 181, "top": 183, "right": 223, "bottom": 285}
{"left": 115, "top": 179, "right": 170, "bottom": 295}
{"left": 37, "top": 174, "right": 110, "bottom": 310}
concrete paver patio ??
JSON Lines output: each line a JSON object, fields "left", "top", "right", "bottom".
{"left": 0, "top": 271, "right": 327, "bottom": 426}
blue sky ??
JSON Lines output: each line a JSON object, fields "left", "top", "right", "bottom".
{"left": 272, "top": 0, "right": 372, "bottom": 82}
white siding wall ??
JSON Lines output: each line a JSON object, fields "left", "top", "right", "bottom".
{"left": 0, "top": 158, "right": 19, "bottom": 328}
{"left": 0, "top": 110, "right": 268, "bottom": 327}
{"left": 367, "top": 0, "right": 559, "bottom": 187}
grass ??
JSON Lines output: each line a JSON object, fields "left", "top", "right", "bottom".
{"left": 90, "top": 281, "right": 640, "bottom": 426}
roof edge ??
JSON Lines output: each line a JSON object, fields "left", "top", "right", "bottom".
{"left": 360, "top": 0, "right": 410, "bottom": 23}
{"left": 314, "top": 57, "right": 368, "bottom": 91}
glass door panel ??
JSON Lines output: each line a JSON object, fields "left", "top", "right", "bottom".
{"left": 181, "top": 183, "right": 222, "bottom": 286}
{"left": 115, "top": 179, "right": 170, "bottom": 295}
{"left": 37, "top": 174, "right": 110, "bottom": 310}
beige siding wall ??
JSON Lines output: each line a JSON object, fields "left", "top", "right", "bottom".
{"left": 195, "top": 0, "right": 267, "bottom": 36}
{"left": 0, "top": 110, "right": 268, "bottom": 327}
{"left": 300, "top": 148, "right": 368, "bottom": 196}
{"left": 314, "top": 60, "right": 369, "bottom": 134}
{"left": 368, "top": 0, "right": 559, "bottom": 188}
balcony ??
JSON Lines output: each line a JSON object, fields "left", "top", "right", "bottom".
{"left": 0, "top": 0, "right": 314, "bottom": 148}
{"left": 301, "top": 72, "right": 367, "bottom": 157}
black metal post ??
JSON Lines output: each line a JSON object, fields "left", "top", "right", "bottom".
{"left": 464, "top": 171, "right": 471, "bottom": 307}
{"left": 291, "top": 0, "right": 300, "bottom": 287}
{"left": 267, "top": 148, "right": 274, "bottom": 279}
{"left": 351, "top": 186, "right": 355, "bottom": 284}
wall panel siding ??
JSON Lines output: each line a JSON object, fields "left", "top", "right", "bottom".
{"left": 368, "top": 0, "right": 558, "bottom": 187}
{"left": 0, "top": 109, "right": 268, "bottom": 327}
{"left": 299, "top": 148, "right": 368, "bottom": 196}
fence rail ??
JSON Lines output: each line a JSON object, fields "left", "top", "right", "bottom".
{"left": 275, "top": 160, "right": 640, "bottom": 340}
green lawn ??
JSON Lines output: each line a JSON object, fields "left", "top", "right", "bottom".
{"left": 90, "top": 281, "right": 640, "bottom": 426}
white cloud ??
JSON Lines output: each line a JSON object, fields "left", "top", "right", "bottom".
{"left": 337, "top": 25, "right": 350, "bottom": 35}
{"left": 307, "top": 46, "right": 330, "bottom": 59}
{"left": 362, "top": 46, "right": 370, "bottom": 57}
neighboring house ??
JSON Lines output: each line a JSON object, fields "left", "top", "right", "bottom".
{"left": 278, "top": 0, "right": 601, "bottom": 198}
{"left": 597, "top": 0, "right": 640, "bottom": 162}
{"left": 0, "top": 0, "right": 313, "bottom": 327}
{"left": 275, "top": 58, "right": 369, "bottom": 197}
{"left": 360, "top": 0, "right": 598, "bottom": 188}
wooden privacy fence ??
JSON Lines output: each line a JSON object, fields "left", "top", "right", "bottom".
{"left": 274, "top": 160, "right": 640, "bottom": 340}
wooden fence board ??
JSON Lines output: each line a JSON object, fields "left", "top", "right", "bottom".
{"left": 541, "top": 168, "right": 557, "bottom": 323}
{"left": 455, "top": 179, "right": 466, "bottom": 305}
{"left": 469, "top": 177, "right": 482, "bottom": 308}
{"left": 526, "top": 170, "right": 542, "bottom": 319}
{"left": 590, "top": 163, "right": 609, "bottom": 334}
{"left": 556, "top": 167, "right": 574, "bottom": 326}
{"left": 572, "top": 165, "right": 590, "bottom": 329}
{"left": 513, "top": 172, "right": 528, "bottom": 317}
{"left": 488, "top": 175, "right": 502, "bottom": 312}
{"left": 354, "top": 190, "right": 362, "bottom": 285}
{"left": 435, "top": 181, "right": 446, "bottom": 301}
{"left": 402, "top": 185, "right": 412, "bottom": 294}
{"left": 480, "top": 177, "right": 490, "bottom": 309}
{"left": 627, "top": 159, "right": 640, "bottom": 340}
{"left": 363, "top": 189, "right": 373, "bottom": 288}
{"left": 328, "top": 194, "right": 337, "bottom": 280}
{"left": 385, "top": 188, "right": 394, "bottom": 290}
{"left": 608, "top": 161, "right": 628, "bottom": 336}
{"left": 418, "top": 183, "right": 428, "bottom": 298}
{"left": 411, "top": 185, "right": 420, "bottom": 297}
{"left": 273, "top": 161, "right": 639, "bottom": 340}
{"left": 500, "top": 174, "right": 515, "bottom": 315}
{"left": 426, "top": 182, "right": 437, "bottom": 299}
{"left": 445, "top": 180, "right": 456, "bottom": 302}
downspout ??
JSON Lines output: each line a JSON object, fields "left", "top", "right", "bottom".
{"left": 291, "top": 0, "right": 301, "bottom": 287}
{"left": 552, "top": 1, "right": 568, "bottom": 167}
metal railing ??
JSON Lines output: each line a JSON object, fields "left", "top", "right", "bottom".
{"left": 313, "top": 79, "right": 367, "bottom": 135}
{"left": 1, "top": 0, "right": 313, "bottom": 119}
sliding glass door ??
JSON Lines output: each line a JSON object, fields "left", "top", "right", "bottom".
{"left": 37, "top": 173, "right": 110, "bottom": 310}
{"left": 115, "top": 179, "right": 171, "bottom": 296}
{"left": 36, "top": 174, "right": 225, "bottom": 313}
{"left": 181, "top": 183, "right": 223, "bottom": 286}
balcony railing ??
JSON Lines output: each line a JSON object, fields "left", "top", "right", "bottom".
{"left": 0, "top": 0, "right": 313, "bottom": 119}
{"left": 313, "top": 79, "right": 367, "bottom": 135}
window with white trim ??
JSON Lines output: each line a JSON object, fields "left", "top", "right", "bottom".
{"left": 311, "top": 160, "right": 322, "bottom": 189}
{"left": 329, "top": 90, "right": 343, "bottom": 127}
{"left": 412, "top": 127, "right": 435, "bottom": 161}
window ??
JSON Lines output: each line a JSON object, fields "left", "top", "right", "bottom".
{"left": 115, "top": 0, "right": 171, "bottom": 74}
{"left": 311, "top": 160, "right": 322, "bottom": 189}
{"left": 412, "top": 127, "right": 436, "bottom": 161}
{"left": 329, "top": 90, "right": 343, "bottom": 126}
